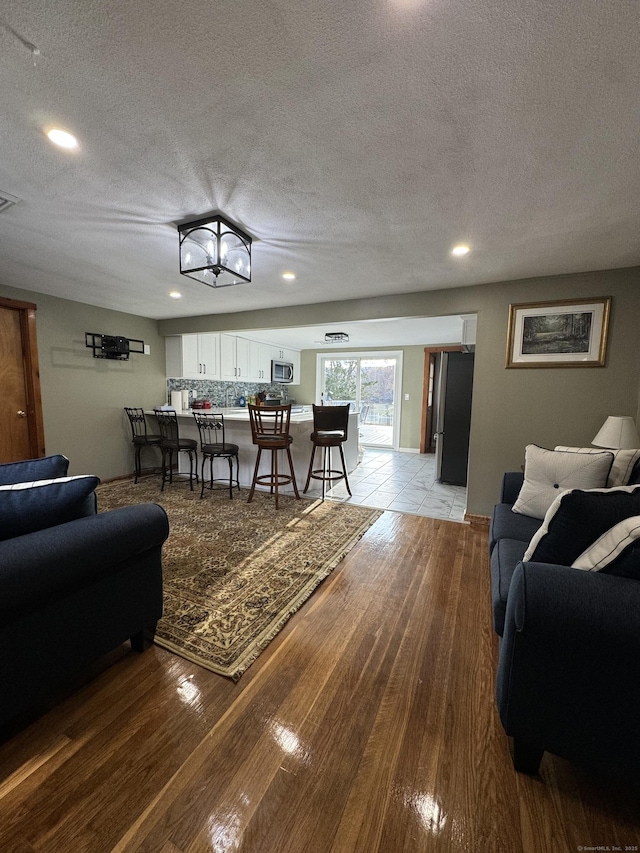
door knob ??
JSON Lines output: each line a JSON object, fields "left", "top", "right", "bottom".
{"left": 17, "top": 410, "right": 27, "bottom": 418}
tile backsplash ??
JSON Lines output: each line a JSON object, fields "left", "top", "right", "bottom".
{"left": 166, "top": 378, "right": 294, "bottom": 408}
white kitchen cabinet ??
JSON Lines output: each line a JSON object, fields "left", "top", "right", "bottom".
{"left": 220, "top": 334, "right": 251, "bottom": 381}
{"left": 166, "top": 334, "right": 220, "bottom": 379}
{"left": 249, "top": 340, "right": 272, "bottom": 382}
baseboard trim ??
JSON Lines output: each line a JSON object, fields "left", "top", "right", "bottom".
{"left": 465, "top": 512, "right": 489, "bottom": 526}
{"left": 398, "top": 447, "right": 420, "bottom": 454}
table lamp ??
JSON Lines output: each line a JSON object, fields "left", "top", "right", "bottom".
{"left": 592, "top": 415, "right": 640, "bottom": 449}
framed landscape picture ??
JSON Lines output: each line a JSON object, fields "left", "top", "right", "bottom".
{"left": 506, "top": 297, "right": 611, "bottom": 368}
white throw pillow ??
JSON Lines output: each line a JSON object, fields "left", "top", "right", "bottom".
{"left": 0, "top": 475, "right": 88, "bottom": 491}
{"left": 512, "top": 444, "right": 613, "bottom": 520}
{"left": 555, "top": 445, "right": 640, "bottom": 488}
{"left": 571, "top": 515, "right": 640, "bottom": 571}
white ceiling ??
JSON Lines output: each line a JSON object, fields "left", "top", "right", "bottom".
{"left": 1, "top": 0, "right": 639, "bottom": 323}
{"left": 230, "top": 315, "right": 466, "bottom": 350}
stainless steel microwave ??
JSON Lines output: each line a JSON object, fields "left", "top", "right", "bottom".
{"left": 271, "top": 359, "right": 294, "bottom": 383}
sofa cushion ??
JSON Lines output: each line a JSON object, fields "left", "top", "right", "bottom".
{"left": 0, "top": 476, "right": 99, "bottom": 541}
{"left": 523, "top": 484, "right": 640, "bottom": 566}
{"left": 489, "top": 503, "right": 541, "bottom": 553}
{"left": 629, "top": 460, "right": 640, "bottom": 485}
{"left": 0, "top": 455, "right": 69, "bottom": 486}
{"left": 571, "top": 516, "right": 640, "bottom": 579}
{"left": 555, "top": 445, "right": 640, "bottom": 488}
{"left": 491, "top": 538, "right": 528, "bottom": 636}
{"left": 512, "top": 444, "right": 613, "bottom": 520}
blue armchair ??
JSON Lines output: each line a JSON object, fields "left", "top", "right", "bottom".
{"left": 0, "top": 456, "right": 169, "bottom": 726}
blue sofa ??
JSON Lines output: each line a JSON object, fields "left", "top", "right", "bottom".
{"left": 489, "top": 465, "right": 640, "bottom": 785}
{"left": 0, "top": 455, "right": 169, "bottom": 727}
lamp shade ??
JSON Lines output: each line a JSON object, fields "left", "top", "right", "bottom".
{"left": 592, "top": 416, "right": 640, "bottom": 449}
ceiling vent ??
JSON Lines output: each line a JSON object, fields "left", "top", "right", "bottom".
{"left": 0, "top": 191, "right": 21, "bottom": 213}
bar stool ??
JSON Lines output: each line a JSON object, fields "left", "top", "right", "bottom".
{"left": 193, "top": 411, "right": 240, "bottom": 500}
{"left": 247, "top": 404, "right": 300, "bottom": 509}
{"left": 303, "top": 404, "right": 352, "bottom": 501}
{"left": 153, "top": 409, "right": 198, "bottom": 491}
{"left": 124, "top": 407, "right": 163, "bottom": 484}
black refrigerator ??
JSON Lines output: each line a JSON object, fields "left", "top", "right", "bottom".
{"left": 434, "top": 351, "right": 474, "bottom": 486}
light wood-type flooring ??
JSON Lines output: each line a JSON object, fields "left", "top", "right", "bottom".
{"left": 1, "top": 512, "right": 639, "bottom": 852}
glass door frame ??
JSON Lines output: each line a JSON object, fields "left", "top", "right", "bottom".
{"left": 315, "top": 350, "right": 404, "bottom": 450}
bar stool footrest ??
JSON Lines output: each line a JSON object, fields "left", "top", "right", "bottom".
{"left": 308, "top": 469, "right": 347, "bottom": 483}
{"left": 255, "top": 473, "right": 295, "bottom": 487}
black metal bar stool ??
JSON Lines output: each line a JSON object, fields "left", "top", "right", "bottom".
{"left": 124, "top": 407, "right": 163, "bottom": 484}
{"left": 247, "top": 404, "right": 300, "bottom": 509}
{"left": 153, "top": 409, "right": 198, "bottom": 491}
{"left": 303, "top": 404, "right": 352, "bottom": 501}
{"left": 193, "top": 411, "right": 240, "bottom": 499}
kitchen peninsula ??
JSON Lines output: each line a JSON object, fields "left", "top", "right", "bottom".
{"left": 147, "top": 407, "right": 360, "bottom": 494}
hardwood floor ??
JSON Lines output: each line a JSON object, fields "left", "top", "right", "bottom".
{"left": 1, "top": 513, "right": 639, "bottom": 852}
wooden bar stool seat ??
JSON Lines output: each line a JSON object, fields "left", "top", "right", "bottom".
{"left": 303, "top": 404, "right": 352, "bottom": 501}
{"left": 247, "top": 404, "right": 300, "bottom": 509}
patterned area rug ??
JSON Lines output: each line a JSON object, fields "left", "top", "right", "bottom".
{"left": 97, "top": 480, "right": 382, "bottom": 680}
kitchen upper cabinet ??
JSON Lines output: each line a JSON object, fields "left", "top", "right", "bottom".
{"left": 166, "top": 334, "right": 220, "bottom": 379}
{"left": 167, "top": 333, "right": 299, "bottom": 384}
{"left": 249, "top": 340, "right": 272, "bottom": 382}
{"left": 220, "top": 334, "right": 250, "bottom": 381}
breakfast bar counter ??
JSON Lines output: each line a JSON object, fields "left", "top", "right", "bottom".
{"left": 147, "top": 407, "right": 359, "bottom": 494}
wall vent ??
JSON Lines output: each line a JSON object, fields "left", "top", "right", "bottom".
{"left": 0, "top": 191, "right": 21, "bottom": 213}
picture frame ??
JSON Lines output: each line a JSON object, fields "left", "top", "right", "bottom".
{"left": 505, "top": 297, "right": 611, "bottom": 368}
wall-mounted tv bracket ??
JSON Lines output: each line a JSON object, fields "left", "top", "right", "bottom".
{"left": 85, "top": 333, "right": 145, "bottom": 361}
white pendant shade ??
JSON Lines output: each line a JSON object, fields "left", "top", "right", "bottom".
{"left": 592, "top": 415, "right": 640, "bottom": 449}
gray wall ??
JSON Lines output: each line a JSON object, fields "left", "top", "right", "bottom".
{"left": 4, "top": 266, "right": 638, "bottom": 510}
{"left": 0, "top": 283, "right": 167, "bottom": 480}
{"left": 159, "top": 266, "right": 640, "bottom": 515}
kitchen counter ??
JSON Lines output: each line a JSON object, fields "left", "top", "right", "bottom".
{"left": 147, "top": 407, "right": 359, "bottom": 494}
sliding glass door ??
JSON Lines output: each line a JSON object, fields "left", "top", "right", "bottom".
{"left": 318, "top": 353, "right": 401, "bottom": 449}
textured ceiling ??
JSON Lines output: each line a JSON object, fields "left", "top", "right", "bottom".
{"left": 0, "top": 0, "right": 639, "bottom": 322}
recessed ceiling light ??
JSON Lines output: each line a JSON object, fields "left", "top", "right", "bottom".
{"left": 169, "top": 291, "right": 182, "bottom": 299}
{"left": 451, "top": 245, "right": 470, "bottom": 256}
{"left": 282, "top": 272, "right": 296, "bottom": 280}
{"left": 46, "top": 128, "right": 80, "bottom": 150}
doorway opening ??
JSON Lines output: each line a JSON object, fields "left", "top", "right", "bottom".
{"left": 421, "top": 347, "right": 475, "bottom": 487}
{"left": 317, "top": 352, "right": 403, "bottom": 450}
{"left": 0, "top": 296, "right": 45, "bottom": 462}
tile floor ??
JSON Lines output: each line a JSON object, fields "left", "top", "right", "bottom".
{"left": 305, "top": 448, "right": 468, "bottom": 522}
